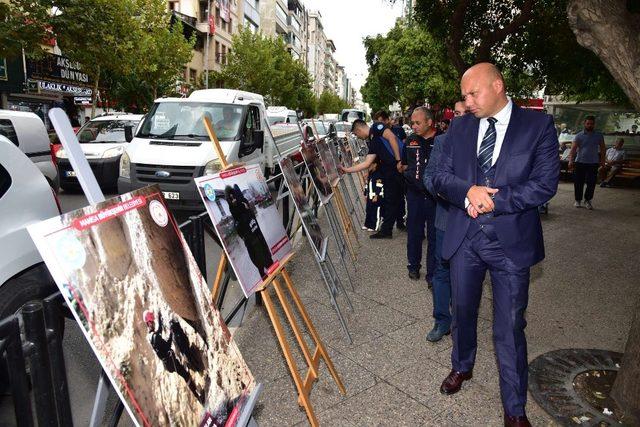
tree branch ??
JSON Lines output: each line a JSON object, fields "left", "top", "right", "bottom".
{"left": 447, "top": 0, "right": 471, "bottom": 75}
{"left": 476, "top": 0, "right": 535, "bottom": 62}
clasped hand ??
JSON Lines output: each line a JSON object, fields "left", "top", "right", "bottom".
{"left": 466, "top": 185, "right": 499, "bottom": 218}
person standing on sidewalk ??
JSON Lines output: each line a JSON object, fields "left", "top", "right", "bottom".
{"left": 402, "top": 107, "right": 437, "bottom": 282}
{"left": 568, "top": 116, "right": 605, "bottom": 209}
{"left": 341, "top": 119, "right": 403, "bottom": 239}
{"left": 422, "top": 101, "right": 468, "bottom": 342}
{"left": 433, "top": 63, "right": 558, "bottom": 427}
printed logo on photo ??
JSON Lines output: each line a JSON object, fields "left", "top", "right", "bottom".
{"left": 203, "top": 183, "right": 216, "bottom": 202}
{"left": 149, "top": 200, "right": 169, "bottom": 227}
{"left": 56, "top": 232, "right": 87, "bottom": 272}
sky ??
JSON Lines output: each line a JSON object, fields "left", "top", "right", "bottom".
{"left": 301, "top": 0, "right": 404, "bottom": 92}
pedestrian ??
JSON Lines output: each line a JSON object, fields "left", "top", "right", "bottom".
{"left": 374, "top": 110, "right": 407, "bottom": 231}
{"left": 363, "top": 162, "right": 384, "bottom": 231}
{"left": 402, "top": 107, "right": 437, "bottom": 284}
{"left": 600, "top": 137, "right": 626, "bottom": 187}
{"left": 433, "top": 63, "right": 559, "bottom": 427}
{"left": 422, "top": 101, "right": 468, "bottom": 342}
{"left": 568, "top": 115, "right": 606, "bottom": 209}
{"left": 340, "top": 119, "right": 403, "bottom": 239}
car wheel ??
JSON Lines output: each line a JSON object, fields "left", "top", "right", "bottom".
{"left": 0, "top": 263, "right": 63, "bottom": 393}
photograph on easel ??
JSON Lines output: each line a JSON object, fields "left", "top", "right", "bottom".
{"left": 317, "top": 139, "right": 340, "bottom": 186}
{"left": 27, "top": 185, "right": 255, "bottom": 427}
{"left": 300, "top": 142, "right": 333, "bottom": 205}
{"left": 195, "top": 165, "right": 292, "bottom": 297}
{"left": 339, "top": 140, "right": 354, "bottom": 168}
{"left": 279, "top": 156, "right": 328, "bottom": 261}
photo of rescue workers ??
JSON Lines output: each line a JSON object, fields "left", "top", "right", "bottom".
{"left": 338, "top": 140, "right": 354, "bottom": 168}
{"left": 300, "top": 142, "right": 333, "bottom": 205}
{"left": 317, "top": 139, "right": 340, "bottom": 186}
{"left": 279, "top": 156, "right": 328, "bottom": 260}
{"left": 195, "top": 165, "right": 292, "bottom": 297}
{"left": 27, "top": 185, "right": 255, "bottom": 427}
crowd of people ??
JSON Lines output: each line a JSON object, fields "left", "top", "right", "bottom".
{"left": 340, "top": 62, "right": 561, "bottom": 427}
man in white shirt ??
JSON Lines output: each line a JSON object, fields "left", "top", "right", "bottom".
{"left": 600, "top": 138, "right": 626, "bottom": 187}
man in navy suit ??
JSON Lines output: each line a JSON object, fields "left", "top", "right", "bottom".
{"left": 433, "top": 63, "right": 559, "bottom": 427}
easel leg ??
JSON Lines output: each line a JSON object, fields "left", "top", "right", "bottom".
{"left": 326, "top": 202, "right": 356, "bottom": 262}
{"left": 327, "top": 252, "right": 354, "bottom": 295}
{"left": 281, "top": 269, "right": 347, "bottom": 396}
{"left": 260, "top": 289, "right": 319, "bottom": 426}
{"left": 211, "top": 254, "right": 227, "bottom": 305}
{"left": 335, "top": 185, "right": 359, "bottom": 245}
{"left": 331, "top": 195, "right": 357, "bottom": 260}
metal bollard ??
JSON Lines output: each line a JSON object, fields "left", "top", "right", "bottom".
{"left": 1, "top": 315, "right": 34, "bottom": 427}
{"left": 43, "top": 293, "right": 73, "bottom": 426}
{"left": 22, "top": 301, "right": 57, "bottom": 427}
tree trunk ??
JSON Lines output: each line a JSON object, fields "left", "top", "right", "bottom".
{"left": 91, "top": 69, "right": 100, "bottom": 119}
{"left": 567, "top": 2, "right": 640, "bottom": 420}
{"left": 567, "top": 0, "right": 640, "bottom": 110}
{"left": 610, "top": 303, "right": 640, "bottom": 423}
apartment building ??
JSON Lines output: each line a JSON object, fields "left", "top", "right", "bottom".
{"left": 306, "top": 11, "right": 326, "bottom": 98}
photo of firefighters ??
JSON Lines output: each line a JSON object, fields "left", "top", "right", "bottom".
{"left": 279, "top": 156, "right": 328, "bottom": 260}
{"left": 195, "top": 165, "right": 292, "bottom": 297}
{"left": 338, "top": 140, "right": 354, "bottom": 168}
{"left": 27, "top": 185, "right": 255, "bottom": 427}
{"left": 317, "top": 139, "right": 340, "bottom": 186}
{"left": 300, "top": 142, "right": 333, "bottom": 205}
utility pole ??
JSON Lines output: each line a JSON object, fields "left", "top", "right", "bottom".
{"left": 204, "top": 0, "right": 211, "bottom": 89}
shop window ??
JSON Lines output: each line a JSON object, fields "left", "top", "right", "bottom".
{"left": 0, "top": 119, "right": 19, "bottom": 147}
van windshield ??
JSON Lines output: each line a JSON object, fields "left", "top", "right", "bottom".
{"left": 77, "top": 119, "right": 140, "bottom": 143}
{"left": 138, "top": 102, "right": 244, "bottom": 141}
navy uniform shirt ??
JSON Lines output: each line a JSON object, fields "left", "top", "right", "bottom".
{"left": 402, "top": 133, "right": 434, "bottom": 192}
{"left": 391, "top": 125, "right": 407, "bottom": 142}
{"left": 368, "top": 122, "right": 399, "bottom": 176}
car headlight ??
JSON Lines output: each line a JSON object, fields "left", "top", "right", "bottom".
{"left": 119, "top": 151, "right": 130, "bottom": 179}
{"left": 102, "top": 146, "right": 124, "bottom": 158}
{"left": 204, "top": 159, "right": 223, "bottom": 176}
{"left": 56, "top": 148, "right": 68, "bottom": 159}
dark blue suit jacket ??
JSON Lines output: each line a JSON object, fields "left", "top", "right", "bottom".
{"left": 433, "top": 104, "right": 559, "bottom": 268}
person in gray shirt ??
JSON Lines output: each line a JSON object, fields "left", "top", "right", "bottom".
{"left": 568, "top": 116, "right": 605, "bottom": 209}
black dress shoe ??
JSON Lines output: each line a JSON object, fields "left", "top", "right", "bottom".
{"left": 408, "top": 270, "right": 420, "bottom": 280}
{"left": 504, "top": 414, "right": 531, "bottom": 427}
{"left": 439, "top": 369, "right": 472, "bottom": 395}
{"left": 370, "top": 231, "right": 392, "bottom": 239}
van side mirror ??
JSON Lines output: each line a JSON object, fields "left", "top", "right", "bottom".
{"left": 124, "top": 125, "right": 134, "bottom": 142}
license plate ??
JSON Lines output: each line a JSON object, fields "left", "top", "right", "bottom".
{"left": 65, "top": 170, "right": 77, "bottom": 177}
{"left": 162, "top": 191, "right": 180, "bottom": 200}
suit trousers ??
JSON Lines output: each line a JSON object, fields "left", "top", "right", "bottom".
{"left": 450, "top": 230, "right": 530, "bottom": 417}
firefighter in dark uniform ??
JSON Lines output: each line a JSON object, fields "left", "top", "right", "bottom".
{"left": 402, "top": 107, "right": 438, "bottom": 284}
{"left": 374, "top": 110, "right": 407, "bottom": 230}
{"left": 225, "top": 185, "right": 274, "bottom": 277}
{"left": 340, "top": 119, "right": 403, "bottom": 239}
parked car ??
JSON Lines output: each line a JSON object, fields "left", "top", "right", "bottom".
{"left": 0, "top": 110, "right": 60, "bottom": 192}
{"left": 334, "top": 121, "right": 352, "bottom": 140}
{"left": 0, "top": 134, "right": 61, "bottom": 319}
{"left": 56, "top": 113, "right": 143, "bottom": 191}
{"left": 266, "top": 106, "right": 300, "bottom": 125}
{"left": 340, "top": 108, "right": 365, "bottom": 123}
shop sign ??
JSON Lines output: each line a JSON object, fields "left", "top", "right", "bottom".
{"left": 38, "top": 80, "right": 92, "bottom": 96}
{"left": 26, "top": 53, "right": 92, "bottom": 87}
{"left": 0, "top": 58, "right": 7, "bottom": 81}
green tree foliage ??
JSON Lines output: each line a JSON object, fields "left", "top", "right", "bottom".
{"left": 411, "top": 0, "right": 629, "bottom": 104}
{"left": 108, "top": 0, "right": 195, "bottom": 111}
{"left": 210, "top": 28, "right": 315, "bottom": 111}
{"left": 361, "top": 21, "right": 459, "bottom": 113}
{"left": 316, "top": 90, "right": 350, "bottom": 115}
{"left": 0, "top": 0, "right": 52, "bottom": 59}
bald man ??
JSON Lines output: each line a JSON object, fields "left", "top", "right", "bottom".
{"left": 433, "top": 63, "right": 559, "bottom": 426}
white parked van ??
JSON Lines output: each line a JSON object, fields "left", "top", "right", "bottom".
{"left": 266, "top": 106, "right": 300, "bottom": 125}
{"left": 118, "top": 89, "right": 302, "bottom": 211}
{"left": 0, "top": 110, "right": 60, "bottom": 191}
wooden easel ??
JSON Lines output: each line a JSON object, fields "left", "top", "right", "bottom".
{"left": 203, "top": 117, "right": 346, "bottom": 426}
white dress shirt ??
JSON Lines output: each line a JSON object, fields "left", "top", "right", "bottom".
{"left": 476, "top": 98, "right": 513, "bottom": 167}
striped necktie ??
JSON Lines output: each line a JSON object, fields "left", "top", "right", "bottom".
{"left": 478, "top": 117, "right": 497, "bottom": 172}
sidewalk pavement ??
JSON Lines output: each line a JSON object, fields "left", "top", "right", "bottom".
{"left": 233, "top": 182, "right": 640, "bottom": 426}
